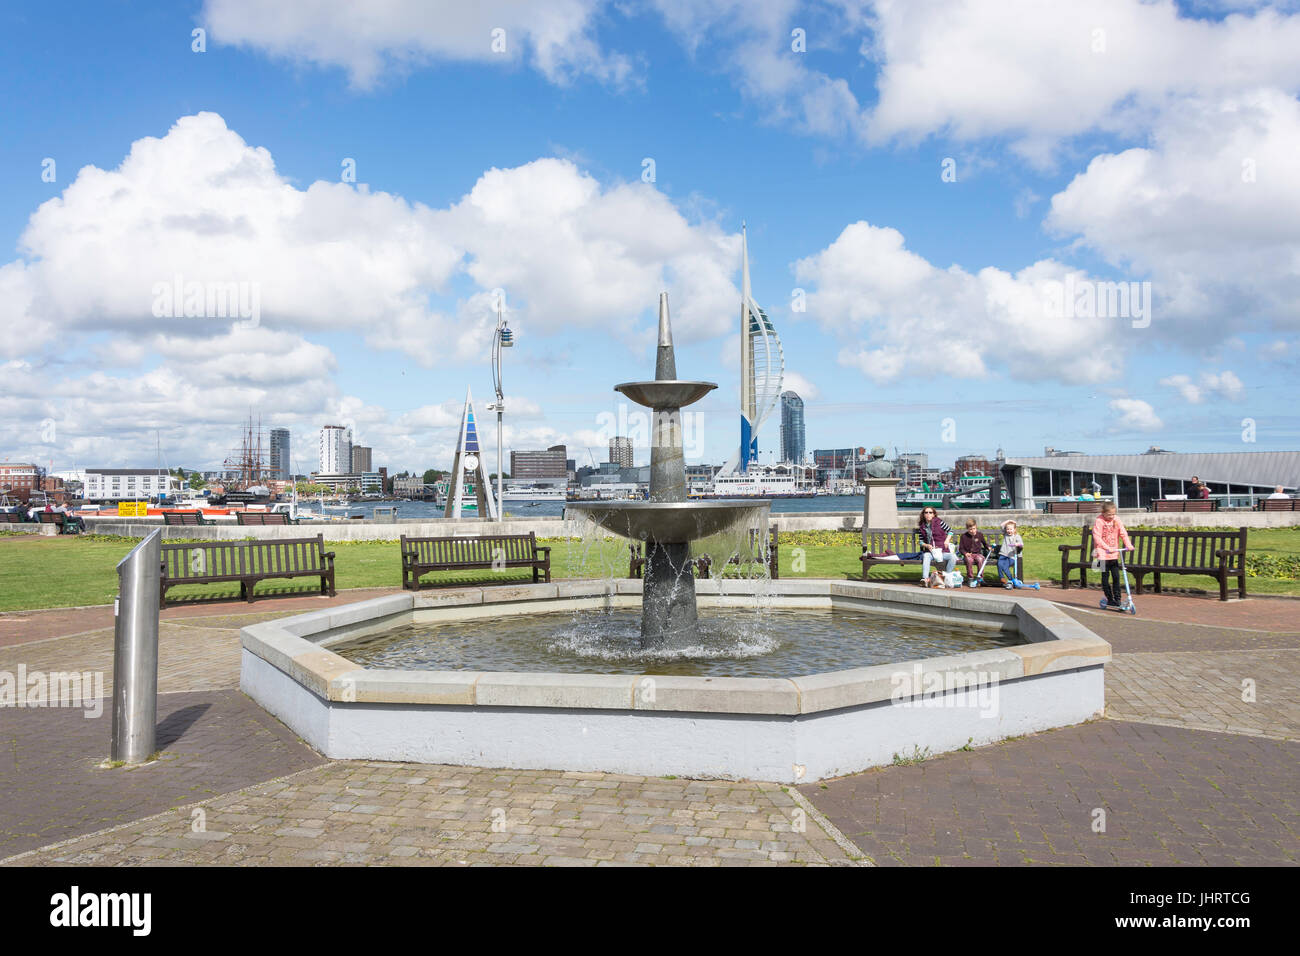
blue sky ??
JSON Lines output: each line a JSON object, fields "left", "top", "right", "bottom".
{"left": 2, "top": 0, "right": 1299, "bottom": 477}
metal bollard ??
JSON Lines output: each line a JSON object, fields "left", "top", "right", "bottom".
{"left": 111, "top": 529, "right": 161, "bottom": 763}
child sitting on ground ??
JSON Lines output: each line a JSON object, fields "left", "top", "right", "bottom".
{"left": 957, "top": 518, "right": 991, "bottom": 588}
{"left": 997, "top": 519, "right": 1024, "bottom": 588}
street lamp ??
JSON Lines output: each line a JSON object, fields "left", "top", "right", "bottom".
{"left": 487, "top": 300, "right": 513, "bottom": 522}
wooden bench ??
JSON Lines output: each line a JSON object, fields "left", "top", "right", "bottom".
{"left": 627, "top": 531, "right": 778, "bottom": 580}
{"left": 1151, "top": 499, "right": 1217, "bottom": 513}
{"left": 1258, "top": 498, "right": 1299, "bottom": 511}
{"left": 235, "top": 511, "right": 291, "bottom": 525}
{"left": 1059, "top": 526, "right": 1246, "bottom": 600}
{"left": 697, "top": 528, "right": 780, "bottom": 579}
{"left": 160, "top": 535, "right": 336, "bottom": 606}
{"left": 628, "top": 543, "right": 710, "bottom": 579}
{"left": 1044, "top": 500, "right": 1103, "bottom": 514}
{"left": 399, "top": 533, "right": 551, "bottom": 590}
{"left": 37, "top": 512, "right": 82, "bottom": 534}
{"left": 163, "top": 510, "right": 208, "bottom": 526}
{"left": 861, "top": 528, "right": 1005, "bottom": 581}
{"left": 0, "top": 512, "right": 24, "bottom": 523}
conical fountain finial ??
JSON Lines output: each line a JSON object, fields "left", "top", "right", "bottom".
{"left": 655, "top": 291, "right": 676, "bottom": 380}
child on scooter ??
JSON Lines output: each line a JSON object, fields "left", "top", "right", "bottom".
{"left": 1091, "top": 502, "right": 1133, "bottom": 609}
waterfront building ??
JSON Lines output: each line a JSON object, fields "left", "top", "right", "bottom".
{"left": 1001, "top": 450, "right": 1300, "bottom": 509}
{"left": 269, "top": 428, "right": 291, "bottom": 481}
{"left": 779, "top": 391, "right": 805, "bottom": 464}
{"left": 0, "top": 462, "right": 40, "bottom": 497}
{"left": 511, "top": 447, "right": 567, "bottom": 480}
{"left": 609, "top": 436, "right": 633, "bottom": 469}
{"left": 82, "top": 468, "right": 181, "bottom": 502}
{"left": 319, "top": 425, "right": 352, "bottom": 475}
{"left": 351, "top": 445, "right": 373, "bottom": 474}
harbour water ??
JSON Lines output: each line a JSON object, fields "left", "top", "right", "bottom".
{"left": 322, "top": 495, "right": 865, "bottom": 521}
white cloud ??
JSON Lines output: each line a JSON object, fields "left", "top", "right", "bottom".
{"left": 6, "top": 112, "right": 743, "bottom": 365}
{"left": 201, "top": 0, "right": 636, "bottom": 89}
{"left": 1108, "top": 397, "right": 1163, "bottom": 432}
{"left": 794, "top": 221, "right": 1129, "bottom": 386}
{"left": 1045, "top": 89, "right": 1300, "bottom": 339}
{"left": 1159, "top": 370, "right": 1246, "bottom": 403}
{"left": 864, "top": 0, "right": 1300, "bottom": 162}
{"left": 781, "top": 370, "right": 820, "bottom": 401}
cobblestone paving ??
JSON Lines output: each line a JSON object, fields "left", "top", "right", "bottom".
{"left": 3, "top": 594, "right": 1298, "bottom": 866}
{"left": 0, "top": 690, "right": 324, "bottom": 858}
{"left": 0, "top": 622, "right": 241, "bottom": 696}
{"left": 1105, "top": 649, "right": 1300, "bottom": 739}
{"left": 7, "top": 762, "right": 854, "bottom": 866}
{"left": 800, "top": 721, "right": 1299, "bottom": 866}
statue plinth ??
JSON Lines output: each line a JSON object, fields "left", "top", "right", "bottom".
{"left": 862, "top": 477, "right": 900, "bottom": 536}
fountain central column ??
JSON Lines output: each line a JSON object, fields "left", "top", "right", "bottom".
{"left": 641, "top": 293, "right": 697, "bottom": 644}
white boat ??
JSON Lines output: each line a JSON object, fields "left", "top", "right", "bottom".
{"left": 699, "top": 469, "right": 815, "bottom": 498}
{"left": 501, "top": 486, "right": 568, "bottom": 502}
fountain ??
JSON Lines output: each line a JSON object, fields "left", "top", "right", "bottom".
{"left": 568, "top": 293, "right": 768, "bottom": 646}
{"left": 237, "top": 292, "right": 1111, "bottom": 783}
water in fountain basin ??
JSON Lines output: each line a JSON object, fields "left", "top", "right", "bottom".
{"left": 333, "top": 607, "right": 1022, "bottom": 678}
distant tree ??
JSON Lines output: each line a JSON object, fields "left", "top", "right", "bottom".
{"left": 187, "top": 474, "right": 207, "bottom": 490}
{"left": 422, "top": 468, "right": 446, "bottom": 485}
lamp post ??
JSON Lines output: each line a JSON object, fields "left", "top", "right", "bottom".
{"left": 488, "top": 301, "right": 513, "bottom": 523}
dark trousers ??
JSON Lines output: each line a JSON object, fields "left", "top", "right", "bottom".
{"left": 1100, "top": 559, "right": 1123, "bottom": 604}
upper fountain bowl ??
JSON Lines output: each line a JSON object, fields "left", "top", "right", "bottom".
{"left": 568, "top": 499, "right": 769, "bottom": 543}
{"left": 615, "top": 380, "right": 716, "bottom": 409}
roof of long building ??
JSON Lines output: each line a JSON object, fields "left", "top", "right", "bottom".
{"left": 1002, "top": 451, "right": 1300, "bottom": 487}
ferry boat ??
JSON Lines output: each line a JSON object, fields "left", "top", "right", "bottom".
{"left": 695, "top": 469, "right": 816, "bottom": 499}
{"left": 501, "top": 485, "right": 568, "bottom": 502}
{"left": 896, "top": 475, "right": 1011, "bottom": 508}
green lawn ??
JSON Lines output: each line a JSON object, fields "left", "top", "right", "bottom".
{"left": 0, "top": 526, "right": 1296, "bottom": 612}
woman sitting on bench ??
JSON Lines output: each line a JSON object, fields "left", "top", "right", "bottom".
{"left": 917, "top": 507, "right": 957, "bottom": 585}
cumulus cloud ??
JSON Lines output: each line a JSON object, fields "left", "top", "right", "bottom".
{"left": 1046, "top": 89, "right": 1300, "bottom": 337}
{"left": 864, "top": 0, "right": 1300, "bottom": 162}
{"left": 201, "top": 0, "right": 636, "bottom": 89}
{"left": 793, "top": 221, "right": 1130, "bottom": 386}
{"left": 781, "top": 370, "right": 820, "bottom": 401}
{"left": 1108, "top": 397, "right": 1163, "bottom": 432}
{"left": 1159, "top": 370, "right": 1246, "bottom": 403}
{"left": 2, "top": 112, "right": 749, "bottom": 470}
{"left": 7, "top": 113, "right": 741, "bottom": 366}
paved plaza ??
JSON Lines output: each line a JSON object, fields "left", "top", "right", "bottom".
{"left": 1, "top": 584, "right": 1296, "bottom": 866}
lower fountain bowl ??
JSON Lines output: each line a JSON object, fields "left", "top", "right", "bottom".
{"left": 567, "top": 499, "right": 769, "bottom": 543}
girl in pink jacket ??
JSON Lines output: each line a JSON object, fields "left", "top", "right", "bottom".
{"left": 1091, "top": 502, "right": 1132, "bottom": 609}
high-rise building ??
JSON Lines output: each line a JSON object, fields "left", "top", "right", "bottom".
{"left": 779, "top": 391, "right": 805, "bottom": 464}
{"left": 351, "top": 445, "right": 373, "bottom": 474}
{"left": 319, "top": 425, "right": 352, "bottom": 474}
{"left": 730, "top": 225, "right": 784, "bottom": 474}
{"left": 269, "top": 428, "right": 291, "bottom": 480}
{"left": 510, "top": 447, "right": 567, "bottom": 479}
{"left": 609, "top": 436, "right": 633, "bottom": 468}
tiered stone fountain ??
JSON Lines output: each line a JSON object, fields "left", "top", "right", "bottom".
{"left": 568, "top": 293, "right": 768, "bottom": 646}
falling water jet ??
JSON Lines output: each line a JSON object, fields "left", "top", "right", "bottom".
{"left": 569, "top": 293, "right": 769, "bottom": 646}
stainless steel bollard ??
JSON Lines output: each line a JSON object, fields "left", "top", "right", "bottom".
{"left": 110, "top": 529, "right": 161, "bottom": 763}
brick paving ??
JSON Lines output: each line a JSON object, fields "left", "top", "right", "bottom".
{"left": 799, "top": 721, "right": 1299, "bottom": 866}
{"left": 1, "top": 586, "right": 1297, "bottom": 866}
{"left": 0, "top": 689, "right": 324, "bottom": 859}
{"left": 1105, "top": 649, "right": 1300, "bottom": 739}
{"left": 7, "top": 762, "right": 852, "bottom": 867}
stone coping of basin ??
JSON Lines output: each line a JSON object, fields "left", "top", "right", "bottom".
{"left": 239, "top": 580, "right": 1110, "bottom": 717}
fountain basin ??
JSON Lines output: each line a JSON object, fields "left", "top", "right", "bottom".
{"left": 614, "top": 380, "right": 716, "bottom": 409}
{"left": 240, "top": 579, "right": 1110, "bottom": 783}
{"left": 568, "top": 499, "right": 769, "bottom": 543}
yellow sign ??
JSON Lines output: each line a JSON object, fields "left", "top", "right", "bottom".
{"left": 117, "top": 502, "right": 147, "bottom": 517}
